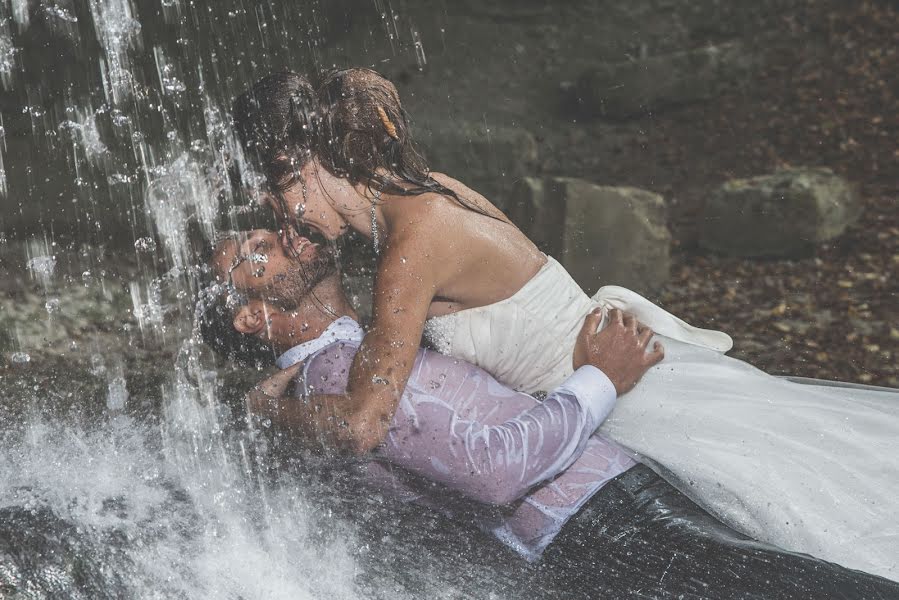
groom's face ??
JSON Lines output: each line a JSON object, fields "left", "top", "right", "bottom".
{"left": 212, "top": 229, "right": 336, "bottom": 310}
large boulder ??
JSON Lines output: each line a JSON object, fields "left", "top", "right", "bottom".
{"left": 575, "top": 42, "right": 756, "bottom": 119}
{"left": 511, "top": 177, "right": 671, "bottom": 293}
{"left": 416, "top": 120, "right": 538, "bottom": 213}
{"left": 698, "top": 167, "right": 862, "bottom": 258}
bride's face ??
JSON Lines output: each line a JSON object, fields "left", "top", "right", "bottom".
{"left": 267, "top": 160, "right": 351, "bottom": 242}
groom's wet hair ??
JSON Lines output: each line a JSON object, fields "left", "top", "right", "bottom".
{"left": 231, "top": 68, "right": 498, "bottom": 221}
{"left": 195, "top": 236, "right": 276, "bottom": 368}
{"left": 198, "top": 290, "right": 276, "bottom": 368}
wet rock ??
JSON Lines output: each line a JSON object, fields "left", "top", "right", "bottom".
{"left": 698, "top": 168, "right": 862, "bottom": 258}
{"left": 512, "top": 177, "right": 671, "bottom": 293}
{"left": 507, "top": 177, "right": 567, "bottom": 258}
{"left": 459, "top": 1, "right": 554, "bottom": 20}
{"left": 0, "top": 505, "right": 128, "bottom": 599}
{"left": 575, "top": 42, "right": 756, "bottom": 119}
{"left": 417, "top": 120, "right": 538, "bottom": 212}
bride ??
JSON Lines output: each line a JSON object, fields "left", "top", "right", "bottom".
{"left": 231, "top": 68, "right": 899, "bottom": 580}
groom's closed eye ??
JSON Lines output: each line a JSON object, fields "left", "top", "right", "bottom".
{"left": 238, "top": 239, "right": 270, "bottom": 266}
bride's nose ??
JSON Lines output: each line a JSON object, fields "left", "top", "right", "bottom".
{"left": 258, "top": 192, "right": 280, "bottom": 215}
{"left": 278, "top": 223, "right": 304, "bottom": 253}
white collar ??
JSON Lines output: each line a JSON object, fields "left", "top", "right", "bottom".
{"left": 275, "top": 316, "right": 364, "bottom": 369}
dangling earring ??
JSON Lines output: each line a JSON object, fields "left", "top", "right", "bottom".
{"left": 294, "top": 177, "right": 308, "bottom": 219}
{"left": 370, "top": 189, "right": 382, "bottom": 256}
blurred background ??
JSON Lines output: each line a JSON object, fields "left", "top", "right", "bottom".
{"left": 0, "top": 0, "right": 895, "bottom": 597}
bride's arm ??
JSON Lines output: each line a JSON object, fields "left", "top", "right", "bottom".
{"left": 296, "top": 236, "right": 438, "bottom": 454}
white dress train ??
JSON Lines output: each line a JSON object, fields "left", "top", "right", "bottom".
{"left": 424, "top": 256, "right": 899, "bottom": 581}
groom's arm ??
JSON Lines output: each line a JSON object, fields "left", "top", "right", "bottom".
{"left": 371, "top": 310, "right": 662, "bottom": 505}
{"left": 248, "top": 340, "right": 620, "bottom": 505}
{"left": 379, "top": 355, "right": 620, "bottom": 505}
{"left": 249, "top": 311, "right": 660, "bottom": 503}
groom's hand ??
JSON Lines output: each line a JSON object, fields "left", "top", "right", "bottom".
{"left": 573, "top": 308, "right": 664, "bottom": 395}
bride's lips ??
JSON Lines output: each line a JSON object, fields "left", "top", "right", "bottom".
{"left": 285, "top": 232, "right": 318, "bottom": 259}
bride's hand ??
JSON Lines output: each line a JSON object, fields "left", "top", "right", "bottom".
{"left": 573, "top": 308, "right": 664, "bottom": 395}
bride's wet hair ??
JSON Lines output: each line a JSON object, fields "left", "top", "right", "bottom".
{"left": 232, "top": 68, "right": 493, "bottom": 218}
{"left": 231, "top": 71, "right": 319, "bottom": 196}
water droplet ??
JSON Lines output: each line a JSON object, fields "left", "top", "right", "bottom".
{"left": 108, "top": 173, "right": 134, "bottom": 185}
{"left": 134, "top": 237, "right": 157, "bottom": 253}
{"left": 90, "top": 354, "right": 107, "bottom": 376}
{"left": 10, "top": 352, "right": 30, "bottom": 364}
{"left": 106, "top": 372, "right": 128, "bottom": 411}
{"left": 44, "top": 298, "right": 60, "bottom": 314}
{"left": 26, "top": 255, "right": 56, "bottom": 278}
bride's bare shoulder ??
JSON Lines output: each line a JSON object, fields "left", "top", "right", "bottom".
{"left": 429, "top": 172, "right": 482, "bottom": 201}
{"left": 425, "top": 172, "right": 510, "bottom": 221}
{"left": 388, "top": 173, "right": 479, "bottom": 213}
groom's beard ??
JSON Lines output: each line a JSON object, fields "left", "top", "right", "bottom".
{"left": 259, "top": 248, "right": 337, "bottom": 310}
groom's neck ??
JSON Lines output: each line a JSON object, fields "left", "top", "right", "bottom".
{"left": 270, "top": 276, "right": 358, "bottom": 352}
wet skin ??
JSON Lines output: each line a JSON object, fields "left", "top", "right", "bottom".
{"left": 251, "top": 158, "right": 558, "bottom": 454}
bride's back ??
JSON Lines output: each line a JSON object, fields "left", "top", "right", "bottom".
{"left": 402, "top": 171, "right": 548, "bottom": 318}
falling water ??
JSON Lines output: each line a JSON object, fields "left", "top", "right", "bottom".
{"left": 0, "top": 1, "right": 455, "bottom": 597}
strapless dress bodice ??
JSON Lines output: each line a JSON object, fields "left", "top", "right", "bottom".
{"left": 424, "top": 257, "right": 595, "bottom": 393}
{"left": 424, "top": 255, "right": 732, "bottom": 394}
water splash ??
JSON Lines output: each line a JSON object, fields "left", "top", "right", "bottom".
{"left": 412, "top": 28, "right": 427, "bottom": 70}
{"left": 87, "top": 0, "right": 142, "bottom": 103}
{"left": 0, "top": 412, "right": 361, "bottom": 598}
{"left": 59, "top": 107, "right": 109, "bottom": 167}
{"left": 9, "top": 351, "right": 30, "bottom": 363}
{"left": 0, "top": 114, "right": 7, "bottom": 196}
{"left": 0, "top": 20, "right": 18, "bottom": 90}
{"left": 0, "top": 1, "right": 453, "bottom": 597}
{"left": 9, "top": 0, "right": 29, "bottom": 30}
{"left": 26, "top": 255, "right": 57, "bottom": 286}
{"left": 129, "top": 279, "right": 167, "bottom": 334}
{"left": 105, "top": 361, "right": 129, "bottom": 411}
{"left": 44, "top": 1, "right": 79, "bottom": 40}
{"left": 134, "top": 236, "right": 157, "bottom": 253}
{"left": 152, "top": 45, "right": 186, "bottom": 96}
{"left": 143, "top": 153, "right": 220, "bottom": 270}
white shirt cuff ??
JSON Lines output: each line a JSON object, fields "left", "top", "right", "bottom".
{"left": 555, "top": 365, "right": 618, "bottom": 427}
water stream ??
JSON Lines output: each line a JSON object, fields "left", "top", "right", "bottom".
{"left": 0, "top": 1, "right": 436, "bottom": 597}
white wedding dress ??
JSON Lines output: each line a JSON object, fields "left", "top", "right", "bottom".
{"left": 424, "top": 256, "right": 899, "bottom": 581}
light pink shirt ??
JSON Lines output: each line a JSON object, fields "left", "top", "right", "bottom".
{"left": 282, "top": 317, "right": 636, "bottom": 559}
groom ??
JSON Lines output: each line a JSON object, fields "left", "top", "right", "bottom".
{"left": 199, "top": 229, "right": 896, "bottom": 599}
